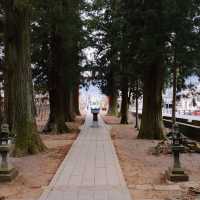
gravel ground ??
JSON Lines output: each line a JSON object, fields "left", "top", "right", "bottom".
{"left": 103, "top": 114, "right": 200, "bottom": 200}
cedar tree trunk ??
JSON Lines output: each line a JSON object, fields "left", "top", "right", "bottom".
{"left": 135, "top": 80, "right": 139, "bottom": 129}
{"left": 5, "top": 0, "right": 45, "bottom": 156}
{"left": 69, "top": 90, "right": 76, "bottom": 121}
{"left": 172, "top": 64, "right": 177, "bottom": 127}
{"left": 138, "top": 63, "right": 165, "bottom": 139}
{"left": 44, "top": 30, "right": 68, "bottom": 133}
{"left": 107, "top": 72, "right": 118, "bottom": 116}
{"left": 63, "top": 88, "right": 74, "bottom": 122}
{"left": 120, "top": 76, "right": 128, "bottom": 124}
{"left": 73, "top": 83, "right": 81, "bottom": 116}
{"left": 108, "top": 95, "right": 118, "bottom": 116}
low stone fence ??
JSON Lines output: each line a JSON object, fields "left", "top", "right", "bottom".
{"left": 132, "top": 112, "right": 200, "bottom": 141}
{"left": 163, "top": 119, "right": 200, "bottom": 141}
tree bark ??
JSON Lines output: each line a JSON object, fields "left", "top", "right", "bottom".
{"left": 135, "top": 80, "right": 139, "bottom": 130}
{"left": 138, "top": 63, "right": 165, "bottom": 139}
{"left": 62, "top": 88, "right": 75, "bottom": 122}
{"left": 172, "top": 65, "right": 177, "bottom": 127}
{"left": 43, "top": 85, "right": 56, "bottom": 132}
{"left": 120, "top": 76, "right": 128, "bottom": 124}
{"left": 73, "top": 84, "right": 81, "bottom": 116}
{"left": 107, "top": 72, "right": 118, "bottom": 116}
{"left": 108, "top": 95, "right": 118, "bottom": 116}
{"left": 0, "top": 85, "right": 3, "bottom": 126}
{"left": 43, "top": 30, "right": 68, "bottom": 133}
{"left": 4, "top": 68, "right": 13, "bottom": 128}
{"left": 69, "top": 90, "right": 76, "bottom": 121}
{"left": 5, "top": 0, "right": 45, "bottom": 156}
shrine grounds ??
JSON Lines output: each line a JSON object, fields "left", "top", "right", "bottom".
{"left": 103, "top": 114, "right": 200, "bottom": 200}
{"left": 0, "top": 117, "right": 84, "bottom": 200}
{"left": 1, "top": 114, "right": 200, "bottom": 200}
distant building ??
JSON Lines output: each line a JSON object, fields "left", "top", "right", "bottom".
{"left": 130, "top": 79, "right": 200, "bottom": 115}
{"left": 163, "top": 81, "right": 200, "bottom": 114}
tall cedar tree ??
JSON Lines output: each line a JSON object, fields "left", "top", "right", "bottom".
{"left": 4, "top": 0, "right": 45, "bottom": 155}
{"left": 35, "top": 0, "right": 83, "bottom": 132}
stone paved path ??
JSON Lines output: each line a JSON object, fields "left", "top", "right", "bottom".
{"left": 39, "top": 114, "right": 132, "bottom": 200}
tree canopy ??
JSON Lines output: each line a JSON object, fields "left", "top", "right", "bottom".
{"left": 0, "top": 0, "right": 200, "bottom": 156}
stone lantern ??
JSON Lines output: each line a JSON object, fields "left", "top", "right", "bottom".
{"left": 0, "top": 124, "right": 18, "bottom": 182}
{"left": 166, "top": 124, "right": 189, "bottom": 182}
{"left": 91, "top": 108, "right": 100, "bottom": 128}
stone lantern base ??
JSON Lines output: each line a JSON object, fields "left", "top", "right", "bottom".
{"left": 91, "top": 121, "right": 99, "bottom": 128}
{"left": 166, "top": 167, "right": 189, "bottom": 182}
{"left": 0, "top": 166, "right": 18, "bottom": 182}
{"left": 93, "top": 113, "right": 98, "bottom": 122}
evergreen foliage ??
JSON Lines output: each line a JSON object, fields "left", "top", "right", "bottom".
{"left": 0, "top": 0, "right": 200, "bottom": 152}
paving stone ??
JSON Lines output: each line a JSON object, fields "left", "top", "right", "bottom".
{"left": 95, "top": 167, "right": 107, "bottom": 185}
{"left": 94, "top": 191, "right": 108, "bottom": 200}
{"left": 38, "top": 114, "right": 132, "bottom": 200}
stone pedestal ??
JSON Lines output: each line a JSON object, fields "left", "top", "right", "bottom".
{"left": 166, "top": 145, "right": 189, "bottom": 182}
{"left": 92, "top": 121, "right": 99, "bottom": 128}
{"left": 0, "top": 145, "right": 18, "bottom": 182}
{"left": 0, "top": 166, "right": 18, "bottom": 182}
{"left": 93, "top": 113, "right": 98, "bottom": 122}
{"left": 91, "top": 112, "right": 99, "bottom": 128}
{"left": 166, "top": 167, "right": 189, "bottom": 182}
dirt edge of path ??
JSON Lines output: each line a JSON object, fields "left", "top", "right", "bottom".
{"left": 0, "top": 116, "right": 85, "bottom": 200}
{"left": 102, "top": 114, "right": 200, "bottom": 200}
